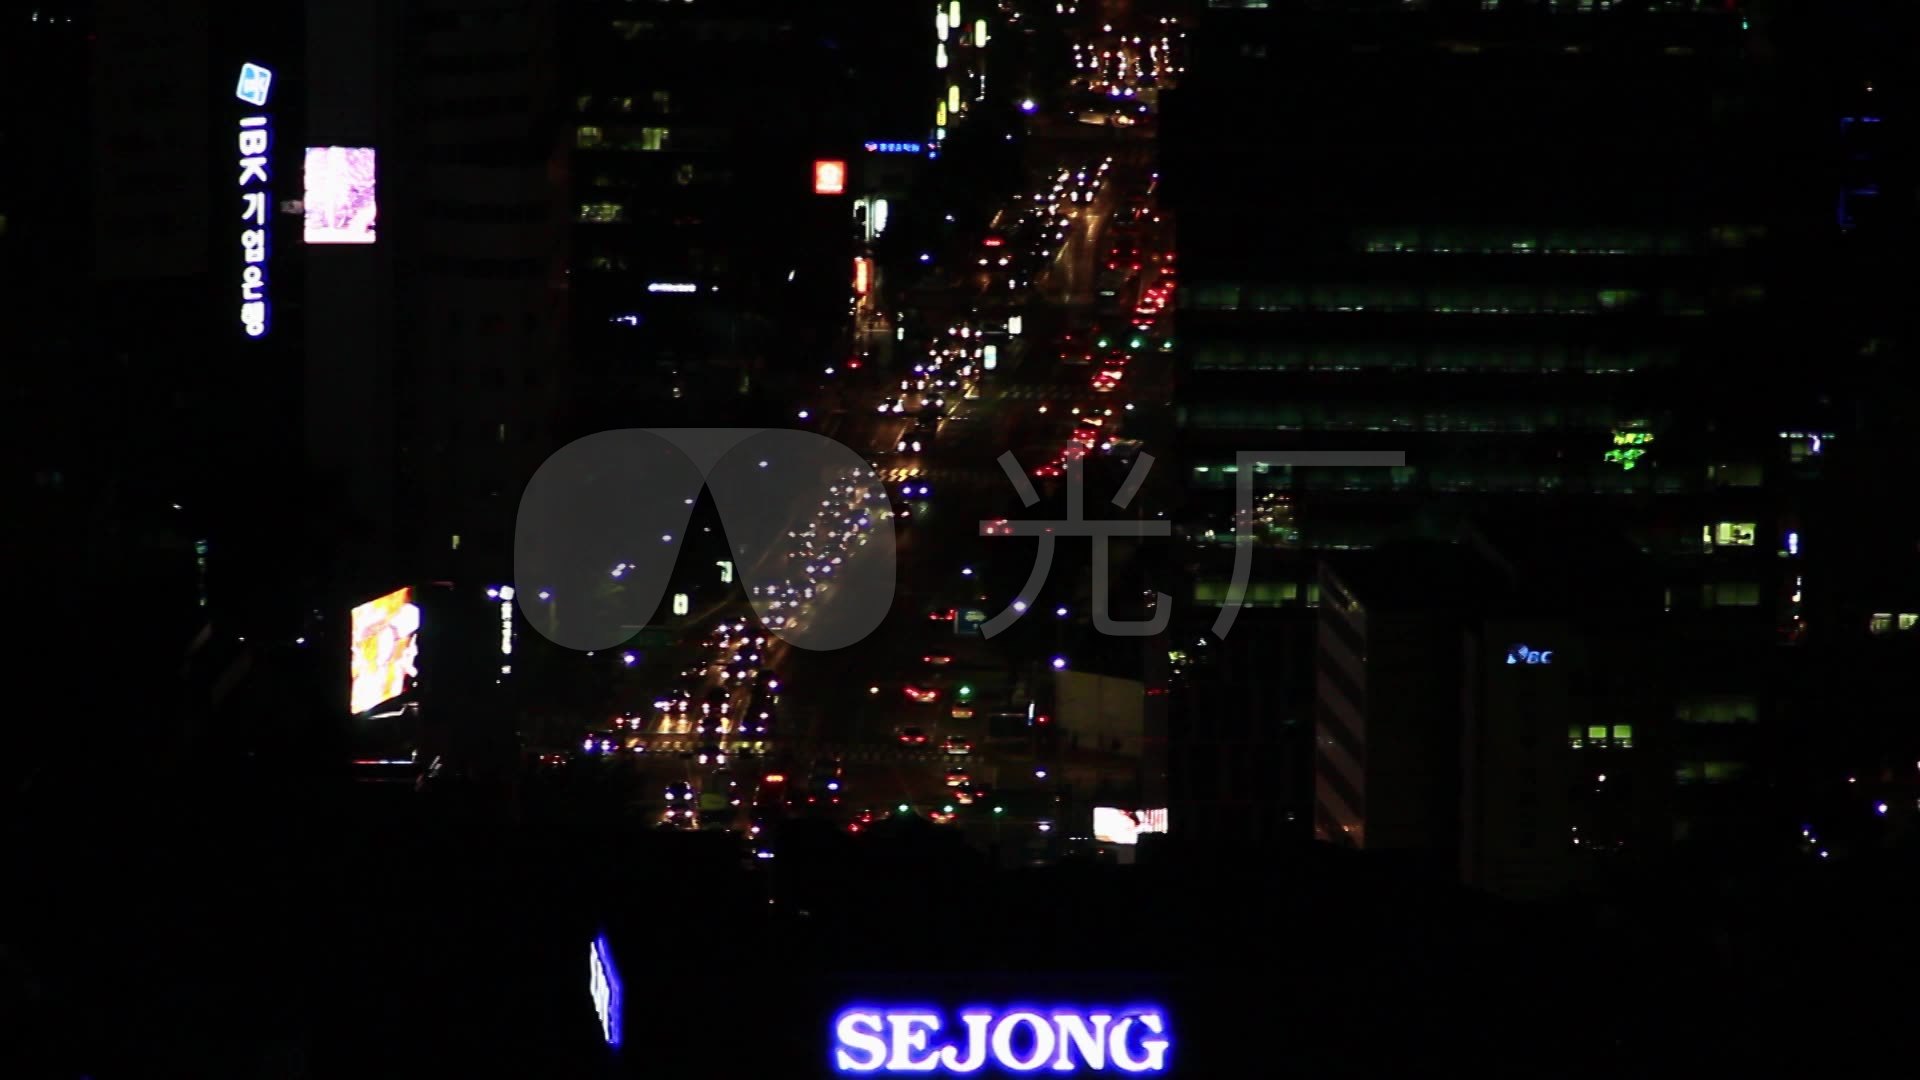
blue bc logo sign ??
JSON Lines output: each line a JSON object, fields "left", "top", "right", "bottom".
{"left": 235, "top": 62, "right": 273, "bottom": 106}
{"left": 1507, "top": 644, "right": 1553, "bottom": 665}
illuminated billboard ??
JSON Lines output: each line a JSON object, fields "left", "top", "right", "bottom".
{"left": 350, "top": 587, "right": 421, "bottom": 715}
{"left": 303, "top": 146, "right": 378, "bottom": 244}
{"left": 1092, "top": 807, "right": 1168, "bottom": 845}
{"left": 814, "top": 159, "right": 847, "bottom": 195}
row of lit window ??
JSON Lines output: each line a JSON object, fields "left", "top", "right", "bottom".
{"left": 1178, "top": 403, "right": 1620, "bottom": 433}
{"left": 1190, "top": 344, "right": 1678, "bottom": 374}
{"left": 575, "top": 91, "right": 672, "bottom": 114}
{"left": 577, "top": 125, "right": 671, "bottom": 151}
{"left": 1191, "top": 581, "right": 1321, "bottom": 608}
{"left": 1675, "top": 761, "right": 1749, "bottom": 785}
{"left": 1869, "top": 613, "right": 1920, "bottom": 635}
{"left": 1353, "top": 225, "right": 1764, "bottom": 256}
{"left": 1183, "top": 465, "right": 1698, "bottom": 497}
{"left": 1186, "top": 283, "right": 1727, "bottom": 316}
{"left": 1569, "top": 724, "right": 1635, "bottom": 749}
{"left": 1181, "top": 465, "right": 1790, "bottom": 502}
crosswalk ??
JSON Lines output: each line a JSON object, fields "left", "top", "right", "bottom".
{"left": 873, "top": 466, "right": 1004, "bottom": 489}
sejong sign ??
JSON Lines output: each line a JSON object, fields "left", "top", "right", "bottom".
{"left": 833, "top": 1006, "right": 1171, "bottom": 1074}
{"left": 235, "top": 63, "right": 275, "bottom": 339}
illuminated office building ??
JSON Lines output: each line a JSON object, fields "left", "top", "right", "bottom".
{"left": 563, "top": 0, "right": 929, "bottom": 425}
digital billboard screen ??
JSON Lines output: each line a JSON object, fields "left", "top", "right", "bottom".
{"left": 304, "top": 146, "right": 378, "bottom": 244}
{"left": 1093, "top": 807, "right": 1168, "bottom": 846}
{"left": 350, "top": 587, "right": 420, "bottom": 715}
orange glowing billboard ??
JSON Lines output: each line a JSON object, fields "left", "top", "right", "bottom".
{"left": 854, "top": 256, "right": 871, "bottom": 296}
{"left": 813, "top": 159, "right": 847, "bottom": 195}
{"left": 350, "top": 587, "right": 421, "bottom": 715}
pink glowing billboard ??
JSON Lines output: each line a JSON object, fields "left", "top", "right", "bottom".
{"left": 303, "top": 146, "right": 377, "bottom": 244}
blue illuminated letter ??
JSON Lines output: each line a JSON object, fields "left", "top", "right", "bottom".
{"left": 1053, "top": 1012, "right": 1111, "bottom": 1070}
{"left": 837, "top": 1011, "right": 888, "bottom": 1072}
{"left": 887, "top": 1012, "right": 944, "bottom": 1071}
{"left": 991, "top": 1012, "right": 1055, "bottom": 1073}
{"left": 1109, "top": 1013, "right": 1169, "bottom": 1073}
{"left": 939, "top": 1013, "right": 993, "bottom": 1072}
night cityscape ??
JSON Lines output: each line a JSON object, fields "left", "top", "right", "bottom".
{"left": 5, "top": 0, "right": 1919, "bottom": 1075}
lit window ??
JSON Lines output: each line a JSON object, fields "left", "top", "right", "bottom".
{"left": 1611, "top": 724, "right": 1633, "bottom": 747}
{"left": 451, "top": 534, "right": 462, "bottom": 551}
{"left": 1587, "top": 725, "right": 1608, "bottom": 741}
{"left": 1902, "top": 614, "right": 1920, "bottom": 631}
{"left": 1703, "top": 761, "right": 1747, "bottom": 784}
{"left": 576, "top": 125, "right": 603, "bottom": 149}
{"left": 1702, "top": 582, "right": 1761, "bottom": 608}
{"left": 1710, "top": 463, "right": 1764, "bottom": 487}
{"left": 1568, "top": 724, "right": 1585, "bottom": 749}
{"left": 1677, "top": 697, "right": 1758, "bottom": 724}
{"left": 578, "top": 202, "right": 625, "bottom": 224}
{"left": 640, "top": 127, "right": 669, "bottom": 151}
{"left": 1712, "top": 522, "right": 1757, "bottom": 547}
{"left": 1870, "top": 613, "right": 1895, "bottom": 634}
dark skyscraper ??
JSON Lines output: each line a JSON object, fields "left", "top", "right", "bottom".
{"left": 1158, "top": 0, "right": 1849, "bottom": 852}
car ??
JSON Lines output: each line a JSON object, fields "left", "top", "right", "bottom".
{"left": 663, "top": 781, "right": 697, "bottom": 823}
{"left": 904, "top": 686, "right": 940, "bottom": 705}
{"left": 944, "top": 769, "right": 971, "bottom": 788}
{"left": 897, "top": 726, "right": 930, "bottom": 745}
{"left": 943, "top": 735, "right": 973, "bottom": 756}
{"left": 807, "top": 772, "right": 844, "bottom": 804}
{"left": 696, "top": 741, "right": 728, "bottom": 766}
{"left": 739, "top": 704, "right": 773, "bottom": 736}
{"left": 923, "top": 654, "right": 954, "bottom": 666}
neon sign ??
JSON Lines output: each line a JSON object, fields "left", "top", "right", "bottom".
{"left": 1507, "top": 644, "right": 1553, "bottom": 666}
{"left": 235, "top": 63, "right": 275, "bottom": 338}
{"left": 499, "top": 585, "right": 515, "bottom": 657}
{"left": 590, "top": 934, "right": 622, "bottom": 1048}
{"left": 832, "top": 1006, "right": 1171, "bottom": 1073}
{"left": 1604, "top": 428, "right": 1654, "bottom": 471}
{"left": 815, "top": 159, "right": 848, "bottom": 195}
{"left": 865, "top": 141, "right": 927, "bottom": 154}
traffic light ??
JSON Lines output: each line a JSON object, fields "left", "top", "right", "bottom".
{"left": 957, "top": 684, "right": 974, "bottom": 700}
{"left": 993, "top": 806, "right": 1005, "bottom": 815}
